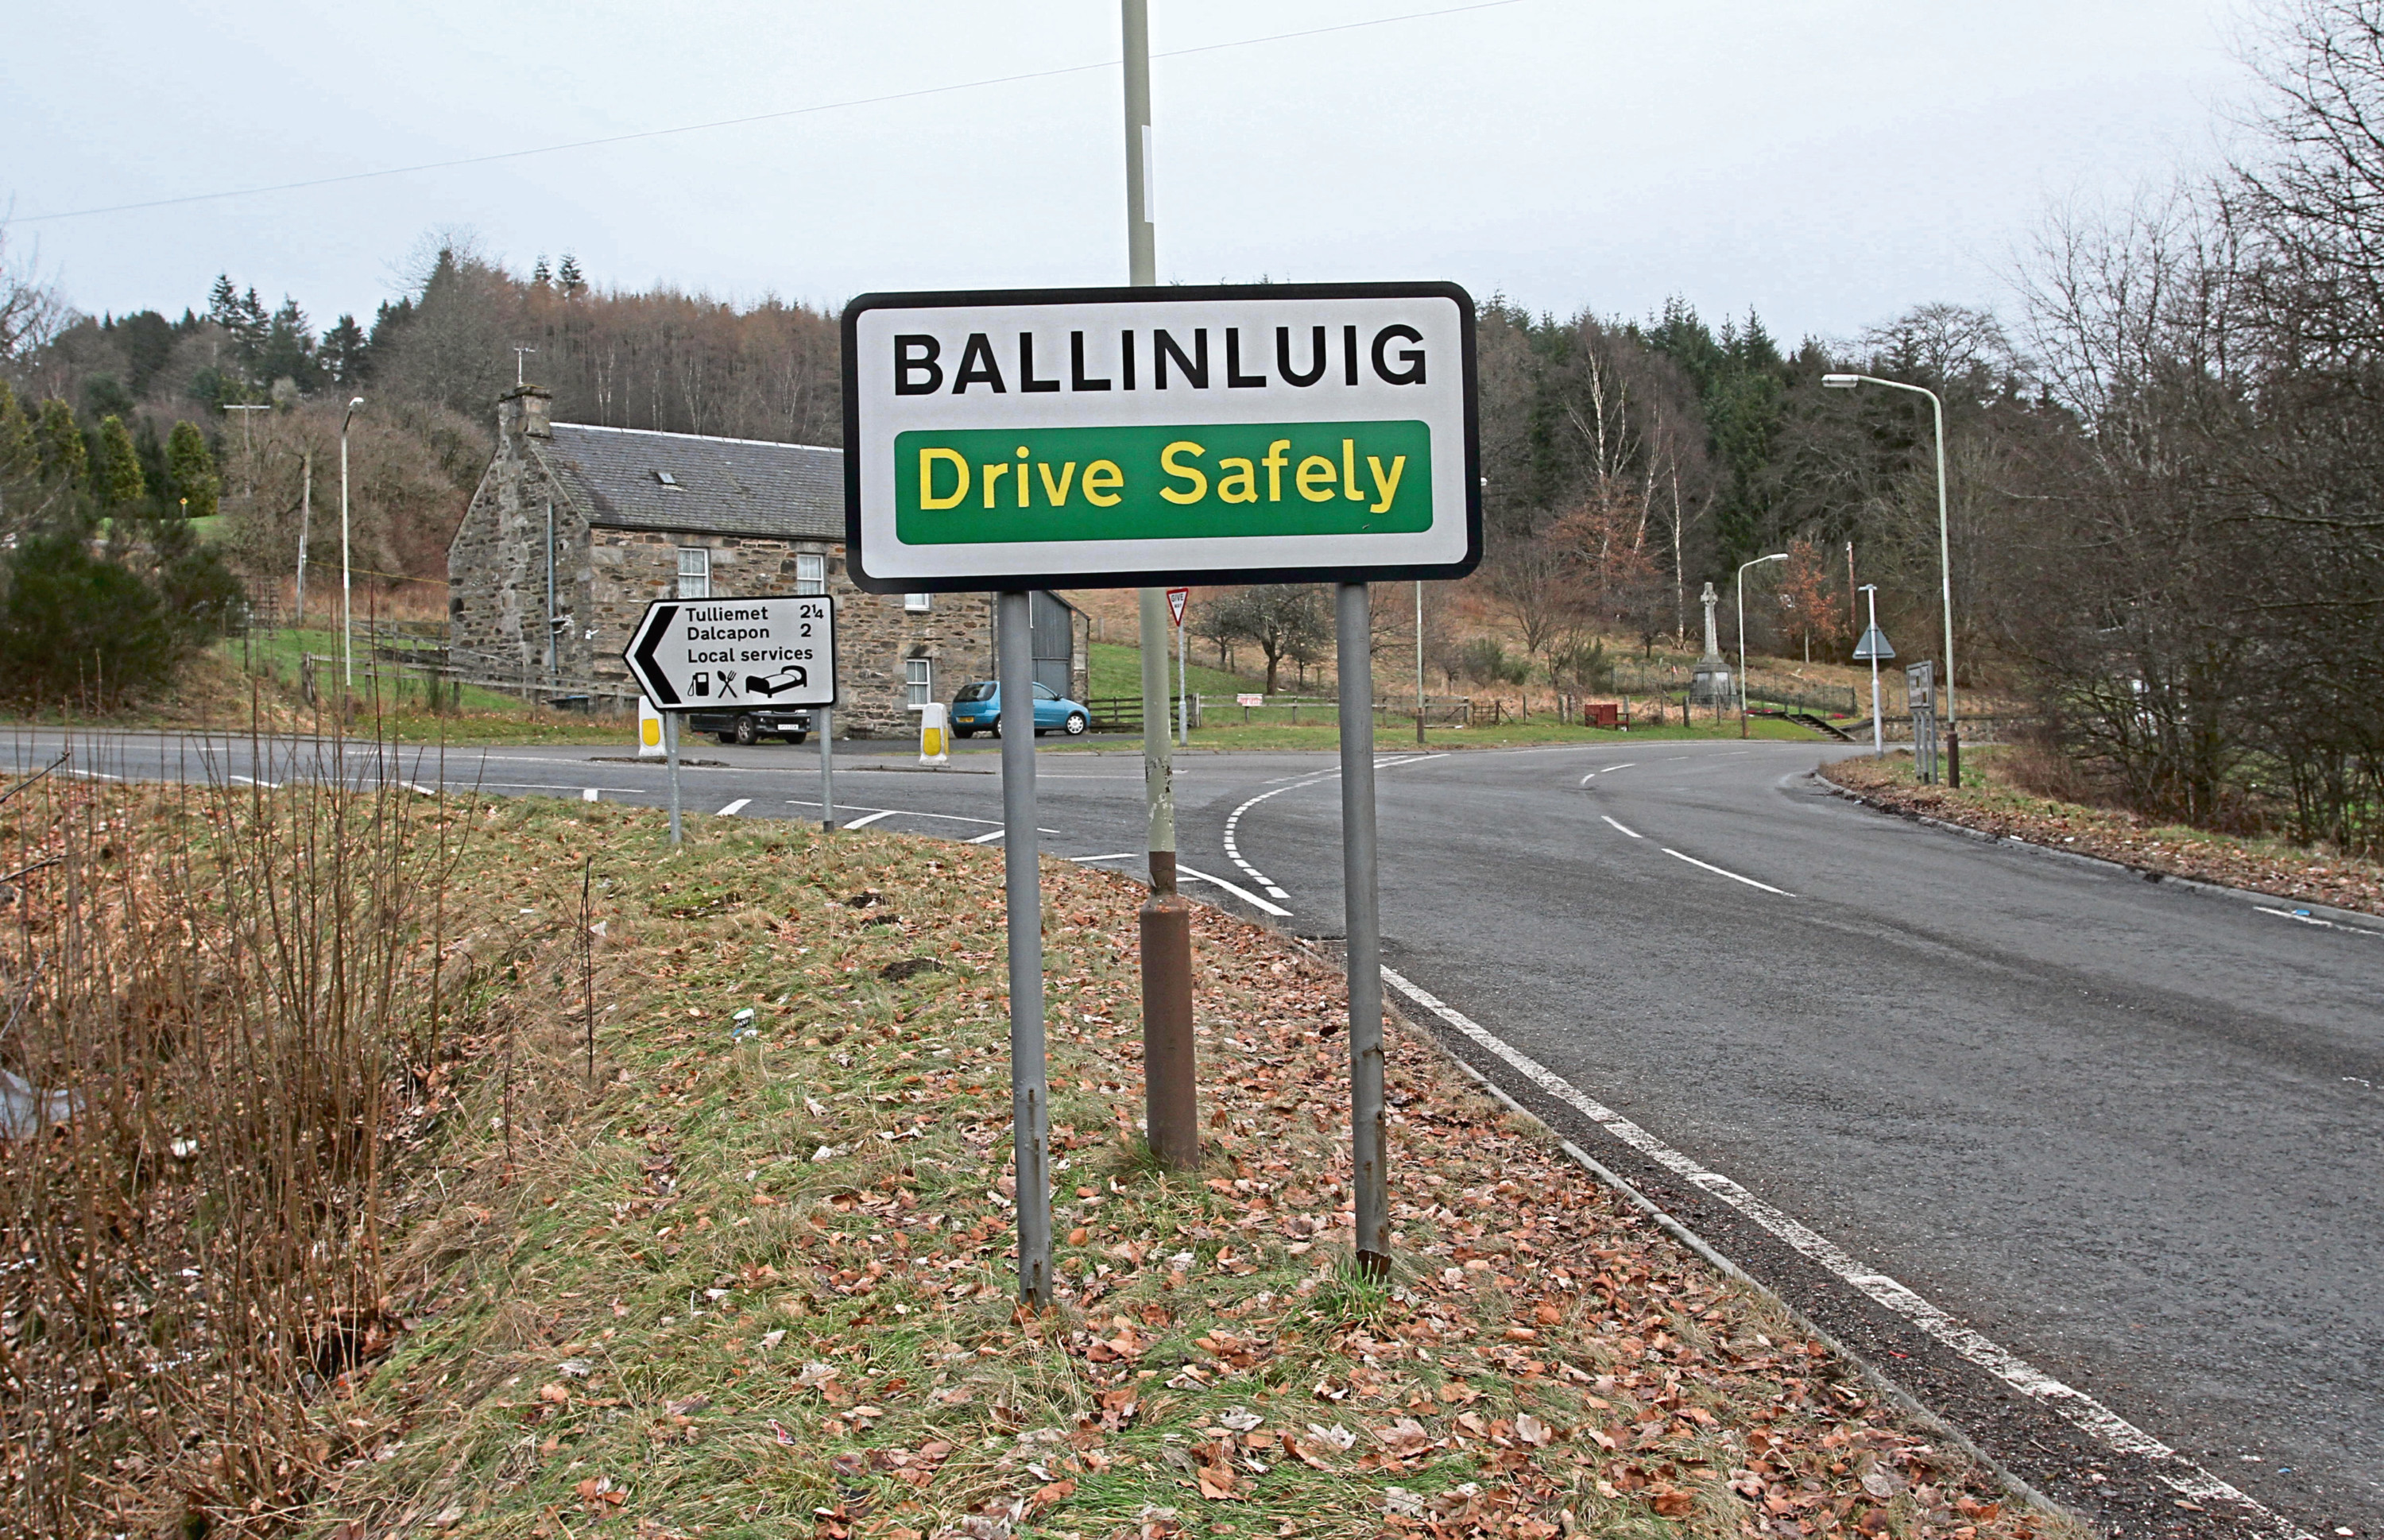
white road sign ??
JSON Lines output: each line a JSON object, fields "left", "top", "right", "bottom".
{"left": 621, "top": 594, "right": 838, "bottom": 710}
{"left": 1166, "top": 586, "right": 1188, "bottom": 625}
{"left": 842, "top": 282, "right": 1481, "bottom": 592}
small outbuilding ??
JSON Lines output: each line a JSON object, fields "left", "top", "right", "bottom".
{"left": 448, "top": 385, "right": 1087, "bottom": 737}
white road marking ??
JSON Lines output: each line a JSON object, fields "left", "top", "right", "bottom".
{"left": 1221, "top": 753, "right": 1442, "bottom": 893}
{"left": 1066, "top": 853, "right": 1139, "bottom": 863}
{"left": 404, "top": 781, "right": 438, "bottom": 797}
{"left": 2255, "top": 905, "right": 2384, "bottom": 940}
{"left": 841, "top": 809, "right": 896, "bottom": 830}
{"left": 60, "top": 768, "right": 123, "bottom": 781}
{"left": 966, "top": 828, "right": 1007, "bottom": 844}
{"left": 716, "top": 798, "right": 751, "bottom": 817}
{"left": 1663, "top": 847, "right": 1793, "bottom": 896}
{"left": 1177, "top": 863, "right": 1293, "bottom": 917}
{"left": 1378, "top": 965, "right": 2315, "bottom": 1540}
{"left": 582, "top": 787, "right": 600, "bottom": 803}
{"left": 228, "top": 774, "right": 282, "bottom": 788}
{"left": 1580, "top": 762, "right": 1637, "bottom": 784}
{"left": 785, "top": 800, "right": 1000, "bottom": 827}
{"left": 1600, "top": 815, "right": 1642, "bottom": 839}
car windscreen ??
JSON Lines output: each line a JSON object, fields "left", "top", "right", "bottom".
{"left": 954, "top": 683, "right": 996, "bottom": 702}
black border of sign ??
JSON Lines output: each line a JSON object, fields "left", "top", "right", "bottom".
{"left": 839, "top": 281, "right": 1481, "bottom": 594}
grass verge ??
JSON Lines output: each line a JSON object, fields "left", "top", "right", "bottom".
{"left": 1820, "top": 747, "right": 2384, "bottom": 919}
{"left": 282, "top": 799, "right": 2065, "bottom": 1540}
{"left": 1055, "top": 715, "right": 1830, "bottom": 753}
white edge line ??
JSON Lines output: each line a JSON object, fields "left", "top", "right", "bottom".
{"left": 1175, "top": 863, "right": 1292, "bottom": 917}
{"left": 404, "top": 781, "right": 438, "bottom": 797}
{"left": 1066, "top": 853, "right": 1139, "bottom": 863}
{"left": 1663, "top": 846, "right": 1793, "bottom": 896}
{"left": 716, "top": 798, "right": 752, "bottom": 816}
{"left": 1378, "top": 964, "right": 2317, "bottom": 1540}
{"left": 966, "top": 828, "right": 1006, "bottom": 844}
{"left": 2254, "top": 905, "right": 2384, "bottom": 940}
{"left": 841, "top": 809, "right": 896, "bottom": 830}
{"left": 1600, "top": 814, "right": 1641, "bottom": 839}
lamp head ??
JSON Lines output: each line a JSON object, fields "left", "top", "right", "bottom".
{"left": 1763, "top": 552, "right": 1788, "bottom": 563}
{"left": 1821, "top": 373, "right": 1860, "bottom": 389}
{"left": 349, "top": 397, "right": 366, "bottom": 410}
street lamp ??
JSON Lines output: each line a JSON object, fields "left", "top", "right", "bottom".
{"left": 1736, "top": 552, "right": 1787, "bottom": 738}
{"left": 1822, "top": 372, "right": 1958, "bottom": 783}
{"left": 340, "top": 397, "right": 364, "bottom": 691}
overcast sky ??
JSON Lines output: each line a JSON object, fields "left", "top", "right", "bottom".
{"left": 6, "top": 1, "right": 2255, "bottom": 344}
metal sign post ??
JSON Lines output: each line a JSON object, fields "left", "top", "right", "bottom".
{"left": 1337, "top": 582, "right": 1391, "bottom": 1278}
{"left": 621, "top": 594, "right": 840, "bottom": 846}
{"left": 1167, "top": 586, "right": 1190, "bottom": 745}
{"left": 997, "top": 591, "right": 1053, "bottom": 1307}
{"left": 1906, "top": 660, "right": 1937, "bottom": 784}
{"left": 842, "top": 274, "right": 1478, "bottom": 1305}
{"left": 817, "top": 705, "right": 836, "bottom": 830}
{"left": 1852, "top": 586, "right": 1892, "bottom": 758}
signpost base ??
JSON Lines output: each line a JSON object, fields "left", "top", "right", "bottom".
{"left": 997, "top": 590, "right": 1053, "bottom": 1309}
{"left": 1336, "top": 582, "right": 1390, "bottom": 1280}
{"left": 1138, "top": 881, "right": 1198, "bottom": 1169}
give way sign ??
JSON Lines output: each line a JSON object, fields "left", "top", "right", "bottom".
{"left": 621, "top": 594, "right": 838, "bottom": 710}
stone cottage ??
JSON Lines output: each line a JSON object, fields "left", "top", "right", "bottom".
{"left": 449, "top": 385, "right": 1086, "bottom": 738}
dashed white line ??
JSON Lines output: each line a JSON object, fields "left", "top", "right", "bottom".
{"left": 1581, "top": 762, "right": 1638, "bottom": 784}
{"left": 1600, "top": 814, "right": 1641, "bottom": 839}
{"left": 716, "top": 798, "right": 751, "bottom": 817}
{"left": 2255, "top": 905, "right": 2383, "bottom": 940}
{"left": 841, "top": 809, "right": 896, "bottom": 830}
{"left": 1663, "top": 847, "right": 1793, "bottom": 896}
{"left": 1175, "top": 863, "right": 1292, "bottom": 917}
{"left": 1378, "top": 965, "right": 2314, "bottom": 1540}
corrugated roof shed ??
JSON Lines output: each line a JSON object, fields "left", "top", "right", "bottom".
{"left": 540, "top": 424, "right": 843, "bottom": 540}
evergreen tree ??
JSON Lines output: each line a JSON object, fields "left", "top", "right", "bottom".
{"left": 320, "top": 313, "right": 369, "bottom": 383}
{"left": 93, "top": 415, "right": 145, "bottom": 507}
{"left": 164, "top": 420, "right": 218, "bottom": 517}
{"left": 531, "top": 254, "right": 551, "bottom": 287}
{"left": 33, "top": 398, "right": 84, "bottom": 485}
{"left": 255, "top": 296, "right": 318, "bottom": 389}
{"left": 557, "top": 252, "right": 586, "bottom": 296}
{"left": 0, "top": 383, "right": 34, "bottom": 481}
{"left": 206, "top": 274, "right": 241, "bottom": 330}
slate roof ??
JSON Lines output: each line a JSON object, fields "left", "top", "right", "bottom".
{"left": 539, "top": 424, "right": 844, "bottom": 540}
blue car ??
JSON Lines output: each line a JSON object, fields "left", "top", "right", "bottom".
{"left": 950, "top": 680, "right": 1089, "bottom": 737}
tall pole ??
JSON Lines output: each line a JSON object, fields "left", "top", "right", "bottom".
{"left": 1736, "top": 553, "right": 1785, "bottom": 739}
{"left": 296, "top": 448, "right": 311, "bottom": 627}
{"left": 816, "top": 706, "right": 836, "bottom": 831}
{"left": 998, "top": 591, "right": 1054, "bottom": 1306}
{"left": 1176, "top": 606, "right": 1189, "bottom": 745}
{"left": 1415, "top": 579, "right": 1426, "bottom": 746}
{"left": 340, "top": 397, "right": 363, "bottom": 691}
{"left": 1862, "top": 584, "right": 1883, "bottom": 757}
{"left": 1124, "top": 0, "right": 1198, "bottom": 1171}
{"left": 1337, "top": 582, "right": 1389, "bottom": 1279}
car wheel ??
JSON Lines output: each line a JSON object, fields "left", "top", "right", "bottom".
{"left": 1064, "top": 712, "right": 1088, "bottom": 736}
{"left": 715, "top": 732, "right": 736, "bottom": 745}
{"left": 990, "top": 721, "right": 1001, "bottom": 738}
{"left": 952, "top": 727, "right": 973, "bottom": 739}
{"left": 733, "top": 715, "right": 760, "bottom": 745}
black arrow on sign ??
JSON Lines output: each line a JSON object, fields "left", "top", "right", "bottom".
{"left": 632, "top": 603, "right": 680, "bottom": 705}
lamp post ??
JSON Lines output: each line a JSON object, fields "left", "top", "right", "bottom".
{"left": 1736, "top": 552, "right": 1786, "bottom": 738}
{"left": 1822, "top": 373, "right": 1957, "bottom": 784}
{"left": 1860, "top": 583, "right": 1883, "bottom": 756}
{"left": 340, "top": 397, "right": 364, "bottom": 691}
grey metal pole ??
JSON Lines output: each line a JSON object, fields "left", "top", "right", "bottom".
{"left": 816, "top": 705, "right": 835, "bottom": 831}
{"left": 1928, "top": 387, "right": 1959, "bottom": 785}
{"left": 998, "top": 591, "right": 1053, "bottom": 1306}
{"left": 1862, "top": 584, "right": 1883, "bottom": 757}
{"left": 1177, "top": 610, "right": 1189, "bottom": 745}
{"left": 1122, "top": 0, "right": 1155, "bottom": 288}
{"left": 664, "top": 708, "right": 683, "bottom": 845}
{"left": 339, "top": 419, "right": 354, "bottom": 689}
{"left": 1336, "top": 582, "right": 1390, "bottom": 1278}
{"left": 296, "top": 449, "right": 310, "bottom": 627}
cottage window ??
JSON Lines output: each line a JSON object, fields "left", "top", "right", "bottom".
{"left": 795, "top": 552, "right": 825, "bottom": 595}
{"left": 676, "top": 548, "right": 710, "bottom": 599}
{"left": 904, "top": 592, "right": 932, "bottom": 613}
{"left": 905, "top": 657, "right": 932, "bottom": 710}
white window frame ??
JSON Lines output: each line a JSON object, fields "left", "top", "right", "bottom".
{"left": 904, "top": 592, "right": 932, "bottom": 613}
{"left": 675, "top": 547, "right": 711, "bottom": 599}
{"left": 905, "top": 657, "right": 932, "bottom": 710}
{"left": 795, "top": 552, "right": 826, "bottom": 595}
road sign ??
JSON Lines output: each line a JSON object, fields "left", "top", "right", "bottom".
{"left": 841, "top": 282, "right": 1481, "bottom": 592}
{"left": 1166, "top": 586, "right": 1188, "bottom": 626}
{"left": 621, "top": 594, "right": 838, "bottom": 710}
{"left": 1237, "top": 693, "right": 1264, "bottom": 707}
{"left": 1852, "top": 624, "right": 1895, "bottom": 661}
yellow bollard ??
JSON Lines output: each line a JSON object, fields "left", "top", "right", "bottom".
{"left": 637, "top": 695, "right": 665, "bottom": 758}
{"left": 918, "top": 701, "right": 951, "bottom": 767}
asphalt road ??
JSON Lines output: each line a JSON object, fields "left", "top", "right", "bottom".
{"left": 11, "top": 728, "right": 2378, "bottom": 1538}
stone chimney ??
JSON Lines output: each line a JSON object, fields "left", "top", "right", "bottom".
{"left": 497, "top": 383, "right": 553, "bottom": 443}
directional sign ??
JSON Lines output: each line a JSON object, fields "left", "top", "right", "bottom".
{"left": 1852, "top": 624, "right": 1895, "bottom": 661}
{"left": 621, "top": 594, "right": 837, "bottom": 710}
{"left": 1166, "top": 586, "right": 1189, "bottom": 626}
{"left": 841, "top": 282, "right": 1481, "bottom": 592}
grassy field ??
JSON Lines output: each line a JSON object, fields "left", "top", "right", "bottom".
{"left": 1086, "top": 640, "right": 1267, "bottom": 703}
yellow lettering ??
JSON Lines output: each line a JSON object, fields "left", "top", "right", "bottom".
{"left": 1016, "top": 445, "right": 1031, "bottom": 507}
{"left": 1159, "top": 441, "right": 1208, "bottom": 504}
{"left": 1036, "top": 462, "right": 1077, "bottom": 504}
{"left": 1367, "top": 454, "right": 1407, "bottom": 513}
{"left": 1217, "top": 458, "right": 1258, "bottom": 504}
{"left": 983, "top": 461, "right": 1009, "bottom": 508}
{"left": 1263, "top": 439, "right": 1291, "bottom": 502}
{"left": 1296, "top": 455, "right": 1336, "bottom": 502}
{"left": 919, "top": 447, "right": 969, "bottom": 510}
{"left": 1083, "top": 459, "right": 1124, "bottom": 506}
{"left": 1343, "top": 439, "right": 1363, "bottom": 500}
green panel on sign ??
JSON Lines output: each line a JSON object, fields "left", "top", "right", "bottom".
{"left": 894, "top": 420, "right": 1432, "bottom": 544}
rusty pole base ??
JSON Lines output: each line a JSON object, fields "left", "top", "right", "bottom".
{"left": 1946, "top": 723, "right": 1962, "bottom": 790}
{"left": 1139, "top": 877, "right": 1200, "bottom": 1171}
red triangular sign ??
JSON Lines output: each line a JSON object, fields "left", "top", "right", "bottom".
{"left": 1167, "top": 587, "right": 1189, "bottom": 625}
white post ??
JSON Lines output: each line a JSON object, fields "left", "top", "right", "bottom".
{"left": 340, "top": 397, "right": 363, "bottom": 691}
{"left": 1862, "top": 584, "right": 1883, "bottom": 757}
{"left": 296, "top": 448, "right": 311, "bottom": 628}
{"left": 1176, "top": 609, "right": 1189, "bottom": 745}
